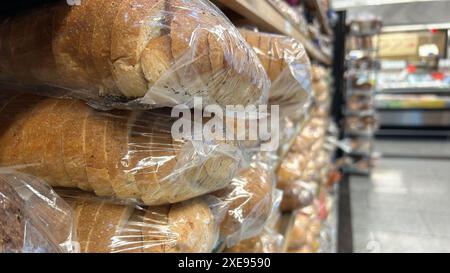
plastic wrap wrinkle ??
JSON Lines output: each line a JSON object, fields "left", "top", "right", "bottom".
{"left": 0, "top": 171, "right": 74, "bottom": 253}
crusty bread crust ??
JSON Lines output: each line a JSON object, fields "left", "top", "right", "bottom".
{"left": 0, "top": 0, "right": 267, "bottom": 108}
{"left": 0, "top": 94, "right": 237, "bottom": 205}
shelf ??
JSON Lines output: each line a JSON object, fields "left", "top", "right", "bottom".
{"left": 377, "top": 87, "right": 450, "bottom": 95}
{"left": 215, "top": 0, "right": 332, "bottom": 66}
{"left": 344, "top": 109, "right": 376, "bottom": 116}
{"left": 346, "top": 89, "right": 374, "bottom": 96}
{"left": 342, "top": 167, "right": 371, "bottom": 176}
{"left": 308, "top": 0, "right": 333, "bottom": 36}
{"left": 344, "top": 130, "right": 376, "bottom": 138}
{"left": 377, "top": 107, "right": 450, "bottom": 111}
{"left": 346, "top": 151, "right": 372, "bottom": 158}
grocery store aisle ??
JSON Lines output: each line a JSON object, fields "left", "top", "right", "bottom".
{"left": 350, "top": 140, "right": 450, "bottom": 253}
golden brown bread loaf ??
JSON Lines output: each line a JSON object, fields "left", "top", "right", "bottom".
{"left": 0, "top": 0, "right": 268, "bottom": 108}
{"left": 67, "top": 196, "right": 217, "bottom": 253}
{"left": 0, "top": 94, "right": 240, "bottom": 205}
{"left": 285, "top": 211, "right": 322, "bottom": 253}
{"left": 276, "top": 152, "right": 306, "bottom": 184}
{"left": 224, "top": 230, "right": 283, "bottom": 253}
{"left": 213, "top": 165, "right": 273, "bottom": 245}
{"left": 240, "top": 29, "right": 312, "bottom": 109}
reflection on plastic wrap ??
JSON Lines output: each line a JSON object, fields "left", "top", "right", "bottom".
{"left": 0, "top": 171, "right": 74, "bottom": 253}
{"left": 61, "top": 191, "right": 222, "bottom": 253}
{"left": 0, "top": 94, "right": 242, "bottom": 206}
{"left": 0, "top": 0, "right": 269, "bottom": 109}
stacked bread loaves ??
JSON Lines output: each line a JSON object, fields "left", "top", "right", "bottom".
{"left": 276, "top": 65, "right": 333, "bottom": 212}
{"left": 0, "top": 0, "right": 269, "bottom": 109}
{"left": 0, "top": 1, "right": 292, "bottom": 254}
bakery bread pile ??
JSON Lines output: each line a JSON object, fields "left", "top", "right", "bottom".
{"left": 0, "top": 0, "right": 284, "bottom": 253}
{"left": 276, "top": 66, "right": 334, "bottom": 212}
{"left": 0, "top": 1, "right": 337, "bottom": 253}
{"left": 215, "top": 33, "right": 337, "bottom": 252}
{"left": 0, "top": 0, "right": 269, "bottom": 109}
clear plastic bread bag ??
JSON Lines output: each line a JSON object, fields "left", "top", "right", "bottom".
{"left": 239, "top": 29, "right": 313, "bottom": 119}
{"left": 224, "top": 192, "right": 284, "bottom": 253}
{"left": 0, "top": 170, "right": 75, "bottom": 253}
{"left": 57, "top": 190, "right": 225, "bottom": 253}
{"left": 239, "top": 30, "right": 313, "bottom": 158}
{"left": 212, "top": 161, "right": 281, "bottom": 248}
{"left": 0, "top": 93, "right": 245, "bottom": 206}
{"left": 0, "top": 0, "right": 269, "bottom": 110}
{"left": 285, "top": 201, "right": 324, "bottom": 253}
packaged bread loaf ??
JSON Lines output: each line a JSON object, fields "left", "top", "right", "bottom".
{"left": 0, "top": 0, "right": 269, "bottom": 109}
{"left": 224, "top": 229, "right": 284, "bottom": 253}
{"left": 239, "top": 29, "right": 312, "bottom": 115}
{"left": 277, "top": 180, "right": 317, "bottom": 212}
{"left": 285, "top": 205, "right": 322, "bottom": 253}
{"left": 0, "top": 171, "right": 74, "bottom": 253}
{"left": 0, "top": 93, "right": 242, "bottom": 205}
{"left": 212, "top": 163, "right": 275, "bottom": 247}
{"left": 224, "top": 197, "right": 284, "bottom": 253}
{"left": 61, "top": 191, "right": 221, "bottom": 253}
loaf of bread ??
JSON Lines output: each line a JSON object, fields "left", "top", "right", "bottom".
{"left": 311, "top": 65, "right": 328, "bottom": 82}
{"left": 278, "top": 180, "right": 316, "bottom": 212}
{"left": 0, "top": 172, "right": 73, "bottom": 253}
{"left": 213, "top": 165, "right": 273, "bottom": 247}
{"left": 65, "top": 195, "right": 217, "bottom": 253}
{"left": 224, "top": 200, "right": 283, "bottom": 253}
{"left": 0, "top": 0, "right": 269, "bottom": 109}
{"left": 285, "top": 209, "right": 322, "bottom": 253}
{"left": 0, "top": 94, "right": 241, "bottom": 205}
{"left": 224, "top": 230, "right": 284, "bottom": 253}
{"left": 240, "top": 30, "right": 312, "bottom": 112}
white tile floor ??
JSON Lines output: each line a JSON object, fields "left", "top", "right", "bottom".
{"left": 351, "top": 140, "right": 450, "bottom": 253}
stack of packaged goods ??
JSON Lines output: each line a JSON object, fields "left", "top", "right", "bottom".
{"left": 276, "top": 65, "right": 339, "bottom": 253}
{"left": 223, "top": 30, "right": 316, "bottom": 253}
{"left": 0, "top": 0, "right": 284, "bottom": 253}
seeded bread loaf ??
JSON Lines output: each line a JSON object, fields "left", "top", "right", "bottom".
{"left": 0, "top": 0, "right": 268, "bottom": 108}
{"left": 0, "top": 94, "right": 240, "bottom": 205}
